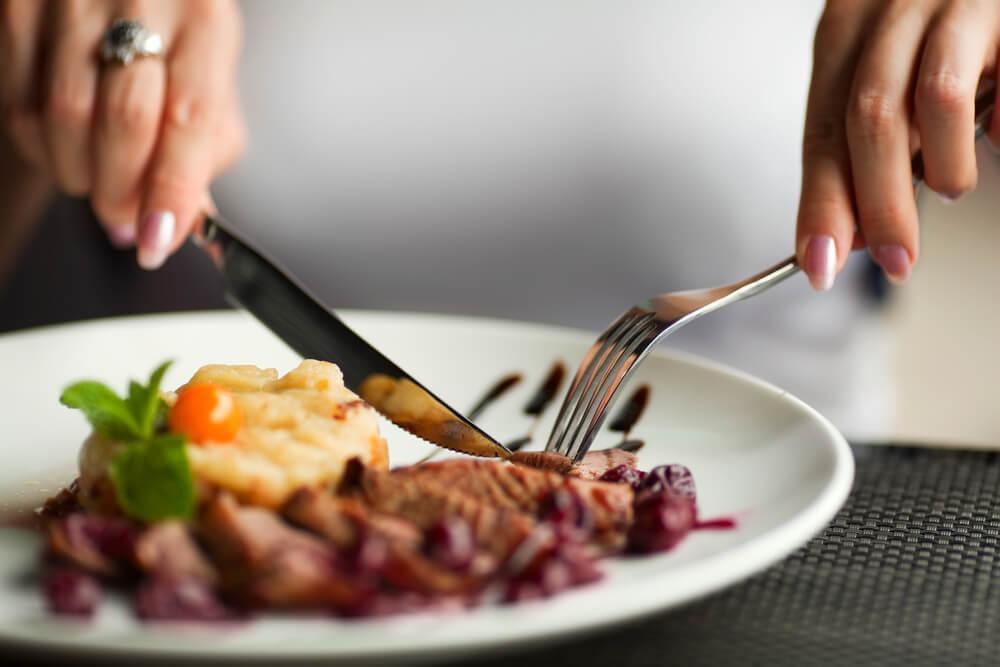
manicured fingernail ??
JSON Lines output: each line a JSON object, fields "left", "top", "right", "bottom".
{"left": 137, "top": 210, "right": 175, "bottom": 270}
{"left": 872, "top": 245, "right": 911, "bottom": 285}
{"left": 106, "top": 224, "right": 136, "bottom": 249}
{"left": 803, "top": 235, "right": 836, "bottom": 291}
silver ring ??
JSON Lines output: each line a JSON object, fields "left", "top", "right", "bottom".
{"left": 100, "top": 19, "right": 164, "bottom": 65}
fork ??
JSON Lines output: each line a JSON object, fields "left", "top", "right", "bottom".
{"left": 546, "top": 87, "right": 996, "bottom": 463}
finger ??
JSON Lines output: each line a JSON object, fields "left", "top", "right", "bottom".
{"left": 846, "top": 3, "right": 932, "bottom": 285}
{"left": 796, "top": 2, "right": 879, "bottom": 291}
{"left": 138, "top": 5, "right": 239, "bottom": 270}
{"left": 914, "top": 2, "right": 996, "bottom": 200}
{"left": 0, "top": 0, "right": 47, "bottom": 166}
{"left": 40, "top": 0, "right": 104, "bottom": 196}
{"left": 92, "top": 57, "right": 166, "bottom": 242}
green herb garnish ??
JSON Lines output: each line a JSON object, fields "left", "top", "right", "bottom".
{"left": 60, "top": 361, "right": 195, "bottom": 522}
{"left": 107, "top": 435, "right": 195, "bottom": 522}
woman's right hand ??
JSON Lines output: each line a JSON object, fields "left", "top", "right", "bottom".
{"left": 796, "top": 0, "right": 1000, "bottom": 291}
{"left": 0, "top": 0, "right": 246, "bottom": 269}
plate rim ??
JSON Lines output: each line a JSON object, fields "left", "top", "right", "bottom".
{"left": 0, "top": 310, "right": 855, "bottom": 662}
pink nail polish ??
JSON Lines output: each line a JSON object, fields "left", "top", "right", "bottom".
{"left": 803, "top": 235, "right": 836, "bottom": 291}
{"left": 873, "top": 245, "right": 911, "bottom": 285}
{"left": 137, "top": 211, "right": 175, "bottom": 270}
{"left": 106, "top": 224, "right": 136, "bottom": 249}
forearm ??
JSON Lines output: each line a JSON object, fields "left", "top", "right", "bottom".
{"left": 0, "top": 130, "right": 51, "bottom": 286}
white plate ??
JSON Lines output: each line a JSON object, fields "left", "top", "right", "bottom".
{"left": 0, "top": 311, "right": 853, "bottom": 663}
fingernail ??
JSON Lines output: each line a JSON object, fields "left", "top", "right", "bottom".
{"left": 137, "top": 210, "right": 175, "bottom": 270}
{"left": 803, "top": 235, "right": 836, "bottom": 291}
{"left": 872, "top": 245, "right": 911, "bottom": 285}
{"left": 937, "top": 192, "right": 961, "bottom": 205}
{"left": 106, "top": 224, "right": 136, "bottom": 249}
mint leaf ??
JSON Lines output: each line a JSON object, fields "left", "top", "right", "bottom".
{"left": 60, "top": 381, "right": 141, "bottom": 441}
{"left": 126, "top": 361, "right": 171, "bottom": 439}
{"left": 108, "top": 435, "right": 195, "bottom": 522}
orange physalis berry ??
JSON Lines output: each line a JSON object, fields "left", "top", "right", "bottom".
{"left": 168, "top": 383, "right": 243, "bottom": 444}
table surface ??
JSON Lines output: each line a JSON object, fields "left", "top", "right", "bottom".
{"left": 5, "top": 201, "right": 998, "bottom": 666}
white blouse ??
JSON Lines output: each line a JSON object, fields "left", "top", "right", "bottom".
{"left": 216, "top": 0, "right": 892, "bottom": 440}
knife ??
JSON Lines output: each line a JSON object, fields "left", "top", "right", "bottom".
{"left": 191, "top": 215, "right": 511, "bottom": 459}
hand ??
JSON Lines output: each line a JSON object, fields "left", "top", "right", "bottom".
{"left": 0, "top": 0, "right": 246, "bottom": 269}
{"left": 796, "top": 0, "right": 1000, "bottom": 291}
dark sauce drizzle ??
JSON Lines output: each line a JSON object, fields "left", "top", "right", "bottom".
{"left": 505, "top": 362, "right": 566, "bottom": 451}
{"left": 602, "top": 384, "right": 651, "bottom": 453}
{"left": 468, "top": 373, "right": 523, "bottom": 421}
{"left": 421, "top": 365, "right": 652, "bottom": 459}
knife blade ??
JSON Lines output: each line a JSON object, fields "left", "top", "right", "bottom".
{"left": 192, "top": 215, "right": 511, "bottom": 459}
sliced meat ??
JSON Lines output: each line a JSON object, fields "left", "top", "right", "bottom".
{"left": 198, "top": 493, "right": 363, "bottom": 609}
{"left": 133, "top": 521, "right": 218, "bottom": 585}
{"left": 285, "top": 487, "right": 485, "bottom": 595}
{"left": 347, "top": 466, "right": 534, "bottom": 560}
{"left": 282, "top": 488, "right": 358, "bottom": 548}
{"left": 509, "top": 451, "right": 574, "bottom": 475}
{"left": 567, "top": 477, "right": 634, "bottom": 548}
{"left": 282, "top": 488, "right": 421, "bottom": 552}
{"left": 394, "top": 460, "right": 634, "bottom": 547}
{"left": 571, "top": 448, "right": 639, "bottom": 480}
{"left": 395, "top": 459, "right": 551, "bottom": 513}
{"left": 46, "top": 514, "right": 138, "bottom": 577}
{"left": 380, "top": 547, "right": 483, "bottom": 596}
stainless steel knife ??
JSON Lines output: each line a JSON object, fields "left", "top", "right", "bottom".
{"left": 192, "top": 215, "right": 511, "bottom": 459}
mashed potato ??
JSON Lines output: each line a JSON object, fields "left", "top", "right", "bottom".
{"left": 78, "top": 360, "right": 388, "bottom": 511}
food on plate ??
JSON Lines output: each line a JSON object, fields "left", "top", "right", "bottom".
{"left": 75, "top": 360, "right": 388, "bottom": 513}
{"left": 38, "top": 360, "right": 719, "bottom": 620}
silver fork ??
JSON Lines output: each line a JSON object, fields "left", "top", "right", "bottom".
{"left": 546, "top": 87, "right": 996, "bottom": 463}
{"left": 545, "top": 257, "right": 799, "bottom": 462}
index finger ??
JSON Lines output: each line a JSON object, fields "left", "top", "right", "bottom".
{"left": 796, "top": 3, "right": 878, "bottom": 291}
{"left": 137, "top": 4, "right": 240, "bottom": 270}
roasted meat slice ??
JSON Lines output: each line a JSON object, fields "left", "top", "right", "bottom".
{"left": 282, "top": 488, "right": 421, "bottom": 551}
{"left": 508, "top": 451, "right": 574, "bottom": 475}
{"left": 393, "top": 459, "right": 634, "bottom": 546}
{"left": 46, "top": 514, "right": 138, "bottom": 577}
{"left": 284, "top": 487, "right": 484, "bottom": 596}
{"left": 344, "top": 465, "right": 535, "bottom": 560}
{"left": 571, "top": 448, "right": 639, "bottom": 480}
{"left": 133, "top": 521, "right": 218, "bottom": 585}
{"left": 198, "top": 493, "right": 363, "bottom": 609}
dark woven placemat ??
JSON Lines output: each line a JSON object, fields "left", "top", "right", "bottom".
{"left": 462, "top": 445, "right": 1000, "bottom": 667}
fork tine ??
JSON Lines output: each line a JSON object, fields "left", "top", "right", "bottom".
{"left": 561, "top": 319, "right": 659, "bottom": 460}
{"left": 547, "top": 312, "right": 638, "bottom": 453}
{"left": 551, "top": 313, "right": 654, "bottom": 457}
{"left": 564, "top": 324, "right": 659, "bottom": 461}
{"left": 546, "top": 311, "right": 648, "bottom": 455}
